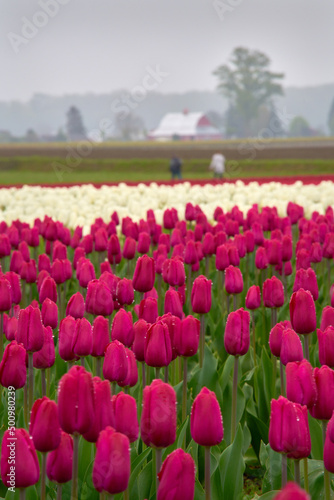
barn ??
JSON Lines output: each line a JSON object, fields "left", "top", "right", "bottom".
{"left": 148, "top": 110, "right": 223, "bottom": 141}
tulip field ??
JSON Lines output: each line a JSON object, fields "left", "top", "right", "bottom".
{"left": 1, "top": 179, "right": 334, "bottom": 500}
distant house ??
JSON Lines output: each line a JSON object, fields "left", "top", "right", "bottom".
{"left": 148, "top": 110, "right": 223, "bottom": 141}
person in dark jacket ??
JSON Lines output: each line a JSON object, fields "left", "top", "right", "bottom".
{"left": 170, "top": 157, "right": 182, "bottom": 180}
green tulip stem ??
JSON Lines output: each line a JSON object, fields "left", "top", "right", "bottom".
{"left": 199, "top": 315, "right": 205, "bottom": 368}
{"left": 23, "top": 383, "right": 28, "bottom": 428}
{"left": 156, "top": 448, "right": 162, "bottom": 493}
{"left": 80, "top": 357, "right": 85, "bottom": 367}
{"left": 282, "top": 453, "right": 287, "bottom": 488}
{"left": 187, "top": 266, "right": 192, "bottom": 311}
{"left": 111, "top": 382, "right": 116, "bottom": 396}
{"left": 141, "top": 362, "right": 146, "bottom": 388}
{"left": 280, "top": 361, "right": 285, "bottom": 397}
{"left": 19, "top": 489, "right": 26, "bottom": 500}
{"left": 251, "top": 311, "right": 257, "bottom": 367}
{"left": 182, "top": 358, "right": 188, "bottom": 423}
{"left": 146, "top": 364, "right": 150, "bottom": 387}
{"left": 231, "top": 356, "right": 239, "bottom": 442}
{"left": 155, "top": 367, "right": 160, "bottom": 379}
{"left": 0, "top": 312, "right": 3, "bottom": 360}
{"left": 294, "top": 460, "right": 300, "bottom": 485}
{"left": 157, "top": 274, "right": 162, "bottom": 315}
{"left": 163, "top": 363, "right": 168, "bottom": 383}
{"left": 28, "top": 352, "right": 34, "bottom": 416}
{"left": 327, "top": 258, "right": 331, "bottom": 293}
{"left": 46, "top": 367, "right": 50, "bottom": 397}
{"left": 304, "top": 335, "right": 310, "bottom": 362}
{"left": 322, "top": 421, "right": 331, "bottom": 500}
{"left": 57, "top": 284, "right": 62, "bottom": 320}
{"left": 303, "top": 458, "right": 309, "bottom": 492}
{"left": 71, "top": 433, "right": 80, "bottom": 500}
{"left": 57, "top": 484, "right": 62, "bottom": 500}
{"left": 96, "top": 357, "right": 102, "bottom": 378}
{"left": 41, "top": 452, "right": 47, "bottom": 500}
{"left": 271, "top": 353, "right": 277, "bottom": 399}
{"left": 226, "top": 295, "right": 230, "bottom": 315}
{"left": 123, "top": 487, "right": 129, "bottom": 500}
{"left": 178, "top": 357, "right": 182, "bottom": 383}
{"left": 233, "top": 294, "right": 237, "bottom": 312}
{"left": 205, "top": 446, "right": 211, "bottom": 500}
{"left": 205, "top": 255, "right": 210, "bottom": 276}
{"left": 41, "top": 369, "right": 46, "bottom": 397}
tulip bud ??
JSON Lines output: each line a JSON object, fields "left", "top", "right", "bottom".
{"left": 224, "top": 308, "right": 250, "bottom": 356}
{"left": 86, "top": 279, "right": 113, "bottom": 317}
{"left": 269, "top": 396, "right": 311, "bottom": 459}
{"left": 103, "top": 340, "right": 128, "bottom": 383}
{"left": 119, "top": 348, "right": 138, "bottom": 388}
{"left": 269, "top": 321, "right": 291, "bottom": 358}
{"left": 93, "top": 427, "right": 130, "bottom": 494}
{"left": 33, "top": 326, "right": 55, "bottom": 369}
{"left": 263, "top": 276, "right": 284, "bottom": 308}
{"left": 185, "top": 240, "right": 198, "bottom": 266}
{"left": 164, "top": 288, "right": 183, "bottom": 319}
{"left": 272, "top": 482, "right": 310, "bottom": 499}
{"left": 225, "top": 265, "right": 243, "bottom": 295}
{"left": 38, "top": 253, "right": 51, "bottom": 273}
{"left": 293, "top": 268, "right": 318, "bottom": 301}
{"left": 91, "top": 315, "right": 110, "bottom": 357}
{"left": 66, "top": 291, "right": 85, "bottom": 319}
{"left": 317, "top": 326, "right": 334, "bottom": 367}
{"left": 174, "top": 315, "right": 200, "bottom": 357}
{"left": 116, "top": 278, "right": 134, "bottom": 306}
{"left": 41, "top": 298, "right": 58, "bottom": 330}
{"left": 190, "top": 387, "right": 223, "bottom": 446}
{"left": 46, "top": 431, "right": 73, "bottom": 483}
{"left": 0, "top": 277, "right": 12, "bottom": 312}
{"left": 123, "top": 236, "right": 136, "bottom": 260}
{"left": 157, "top": 449, "right": 195, "bottom": 500}
{"left": 141, "top": 379, "right": 176, "bottom": 448}
{"left": 139, "top": 297, "right": 158, "bottom": 323}
{"left": 215, "top": 244, "right": 229, "bottom": 271}
{"left": 320, "top": 306, "right": 334, "bottom": 330}
{"left": 111, "top": 392, "right": 139, "bottom": 442}
{"left": 111, "top": 308, "right": 134, "bottom": 347}
{"left": 73, "top": 317, "right": 93, "bottom": 358}
{"left": 30, "top": 397, "right": 61, "bottom": 452}
{"left": 5, "top": 316, "right": 18, "bottom": 341}
{"left": 77, "top": 258, "right": 96, "bottom": 288}
{"left": 280, "top": 328, "right": 304, "bottom": 366}
{"left": 17, "top": 305, "right": 44, "bottom": 352}
{"left": 310, "top": 365, "right": 334, "bottom": 420}
{"left": 245, "top": 285, "right": 261, "bottom": 310}
{"left": 5, "top": 271, "right": 22, "bottom": 305}
{"left": 145, "top": 321, "right": 172, "bottom": 368}
{"left": 1, "top": 428, "right": 40, "bottom": 488}
{"left": 255, "top": 247, "right": 268, "bottom": 270}
{"left": 0, "top": 340, "right": 26, "bottom": 389}
{"left": 132, "top": 319, "right": 150, "bottom": 362}
{"left": 290, "top": 289, "right": 316, "bottom": 334}
{"left": 286, "top": 360, "right": 317, "bottom": 409}
{"left": 133, "top": 255, "right": 155, "bottom": 293}
{"left": 83, "top": 377, "right": 114, "bottom": 443}
{"left": 58, "top": 366, "right": 95, "bottom": 435}
{"left": 58, "top": 316, "right": 77, "bottom": 361}
{"left": 227, "top": 245, "right": 240, "bottom": 266}
{"left": 191, "top": 275, "right": 212, "bottom": 314}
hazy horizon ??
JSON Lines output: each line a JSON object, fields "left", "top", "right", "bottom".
{"left": 1, "top": 0, "right": 334, "bottom": 102}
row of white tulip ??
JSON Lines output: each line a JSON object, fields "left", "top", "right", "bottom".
{"left": 0, "top": 180, "right": 333, "bottom": 233}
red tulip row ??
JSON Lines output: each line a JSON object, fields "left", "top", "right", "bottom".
{"left": 0, "top": 200, "right": 334, "bottom": 499}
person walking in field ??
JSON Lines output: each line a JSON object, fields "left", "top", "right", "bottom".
{"left": 169, "top": 156, "right": 182, "bottom": 180}
{"left": 209, "top": 153, "right": 225, "bottom": 179}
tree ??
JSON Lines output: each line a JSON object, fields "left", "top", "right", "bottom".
{"left": 213, "top": 47, "right": 284, "bottom": 137}
{"left": 114, "top": 112, "right": 145, "bottom": 141}
{"left": 328, "top": 97, "right": 334, "bottom": 136}
{"left": 66, "top": 106, "right": 86, "bottom": 141}
{"left": 289, "top": 116, "right": 313, "bottom": 137}
{"left": 25, "top": 128, "right": 39, "bottom": 142}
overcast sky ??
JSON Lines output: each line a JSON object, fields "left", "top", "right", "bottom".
{"left": 1, "top": 0, "right": 333, "bottom": 102}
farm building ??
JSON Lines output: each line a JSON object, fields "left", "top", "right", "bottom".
{"left": 148, "top": 110, "right": 223, "bottom": 141}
